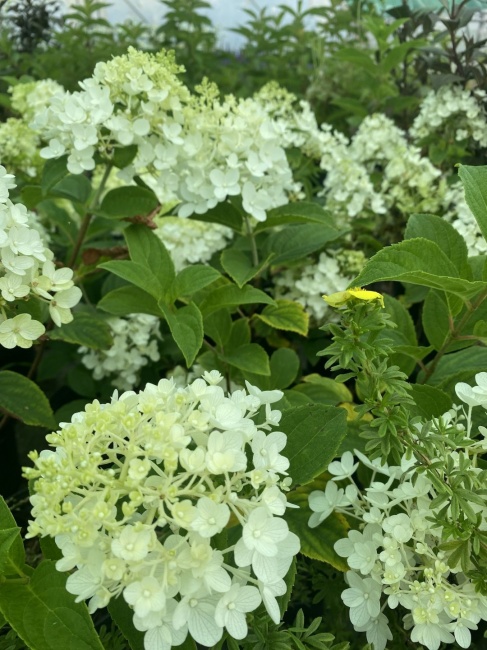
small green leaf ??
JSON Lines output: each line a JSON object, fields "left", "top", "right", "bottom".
{"left": 99, "top": 186, "right": 159, "bottom": 219}
{"left": 270, "top": 348, "right": 300, "bottom": 390}
{"left": 293, "top": 375, "right": 352, "bottom": 405}
{"left": 0, "top": 560, "right": 105, "bottom": 650}
{"left": 159, "top": 302, "right": 203, "bottom": 367}
{"left": 199, "top": 284, "right": 275, "bottom": 316}
{"left": 222, "top": 344, "right": 271, "bottom": 376}
{"left": 280, "top": 405, "right": 348, "bottom": 486}
{"left": 50, "top": 174, "right": 92, "bottom": 204}
{"left": 111, "top": 144, "right": 138, "bottom": 170}
{"left": 256, "top": 300, "right": 309, "bottom": 336}
{"left": 0, "top": 371, "right": 56, "bottom": 429}
{"left": 49, "top": 311, "right": 113, "bottom": 350}
{"left": 125, "top": 224, "right": 175, "bottom": 300}
{"left": 98, "top": 286, "right": 161, "bottom": 317}
{"left": 286, "top": 479, "right": 349, "bottom": 571}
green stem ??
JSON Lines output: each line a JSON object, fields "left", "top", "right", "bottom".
{"left": 245, "top": 216, "right": 259, "bottom": 267}
{"left": 67, "top": 164, "right": 113, "bottom": 269}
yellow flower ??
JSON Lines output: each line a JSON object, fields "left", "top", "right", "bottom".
{"left": 323, "top": 287, "right": 384, "bottom": 308}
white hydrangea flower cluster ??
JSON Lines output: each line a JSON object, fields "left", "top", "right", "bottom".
{"left": 273, "top": 249, "right": 366, "bottom": 323}
{"left": 32, "top": 48, "right": 298, "bottom": 222}
{"left": 79, "top": 313, "right": 161, "bottom": 391}
{"left": 0, "top": 80, "right": 64, "bottom": 178}
{"left": 411, "top": 85, "right": 487, "bottom": 148}
{"left": 9, "top": 79, "right": 65, "bottom": 122}
{"left": 25, "top": 373, "right": 299, "bottom": 650}
{"left": 154, "top": 215, "right": 232, "bottom": 272}
{"left": 0, "top": 166, "right": 81, "bottom": 349}
{"left": 308, "top": 393, "right": 487, "bottom": 650}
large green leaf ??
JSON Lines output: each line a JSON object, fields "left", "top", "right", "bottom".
{"left": 98, "top": 286, "right": 161, "bottom": 317}
{"left": 286, "top": 479, "right": 349, "bottom": 571}
{"left": 255, "top": 202, "right": 339, "bottom": 231}
{"left": 159, "top": 302, "right": 203, "bottom": 367}
{"left": 269, "top": 348, "right": 300, "bottom": 390}
{"left": 189, "top": 201, "right": 243, "bottom": 231}
{"left": 0, "top": 371, "right": 56, "bottom": 429}
{"left": 108, "top": 598, "right": 144, "bottom": 650}
{"left": 405, "top": 213, "right": 469, "bottom": 276}
{"left": 458, "top": 165, "right": 487, "bottom": 244}
{"left": 125, "top": 224, "right": 175, "bottom": 298}
{"left": 256, "top": 300, "right": 309, "bottom": 336}
{"left": 0, "top": 561, "right": 104, "bottom": 650}
{"left": 50, "top": 174, "right": 92, "bottom": 204}
{"left": 98, "top": 186, "right": 159, "bottom": 219}
{"left": 174, "top": 265, "right": 221, "bottom": 297}
{"left": 41, "top": 156, "right": 69, "bottom": 194}
{"left": 199, "top": 284, "right": 275, "bottom": 316}
{"left": 49, "top": 311, "right": 113, "bottom": 350}
{"left": 422, "top": 290, "right": 450, "bottom": 351}
{"left": 421, "top": 347, "right": 487, "bottom": 392}
{"left": 280, "top": 405, "right": 348, "bottom": 486}
{"left": 352, "top": 238, "right": 486, "bottom": 298}
{"left": 408, "top": 385, "right": 452, "bottom": 419}
{"left": 0, "top": 497, "right": 25, "bottom": 577}
{"left": 220, "top": 248, "right": 273, "bottom": 288}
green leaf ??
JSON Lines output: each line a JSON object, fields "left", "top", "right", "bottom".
{"left": 111, "top": 144, "right": 138, "bottom": 170}
{"left": 280, "top": 405, "right": 348, "bottom": 486}
{"left": 125, "top": 224, "right": 175, "bottom": 300}
{"left": 458, "top": 165, "right": 487, "bottom": 243}
{"left": 189, "top": 201, "right": 243, "bottom": 231}
{"left": 220, "top": 248, "right": 273, "bottom": 288}
{"left": 199, "top": 284, "right": 275, "bottom": 316}
{"left": 270, "top": 348, "right": 300, "bottom": 390}
{"left": 21, "top": 185, "right": 44, "bottom": 210}
{"left": 49, "top": 311, "right": 113, "bottom": 350}
{"left": 99, "top": 186, "right": 159, "bottom": 219}
{"left": 108, "top": 598, "right": 144, "bottom": 650}
{"left": 421, "top": 347, "right": 487, "bottom": 392}
{"left": 50, "top": 174, "right": 92, "bottom": 204}
{"left": 293, "top": 376, "right": 352, "bottom": 405}
{"left": 408, "top": 385, "right": 452, "bottom": 419}
{"left": 0, "top": 497, "right": 25, "bottom": 577}
{"left": 174, "top": 265, "right": 221, "bottom": 297}
{"left": 222, "top": 344, "right": 271, "bottom": 376}
{"left": 159, "top": 302, "right": 203, "bottom": 367}
{"left": 0, "top": 560, "right": 105, "bottom": 650}
{"left": 255, "top": 202, "right": 338, "bottom": 231}
{"left": 405, "top": 213, "right": 469, "bottom": 276}
{"left": 41, "top": 156, "right": 69, "bottom": 194}
{"left": 264, "top": 224, "right": 344, "bottom": 265}
{"left": 422, "top": 290, "right": 450, "bottom": 351}
{"left": 256, "top": 300, "right": 309, "bottom": 336}
{"left": 352, "top": 238, "right": 486, "bottom": 298}
{"left": 0, "top": 371, "right": 56, "bottom": 429}
{"left": 98, "top": 286, "right": 162, "bottom": 317}
{"left": 203, "top": 309, "right": 232, "bottom": 349}
{"left": 286, "top": 479, "right": 349, "bottom": 571}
